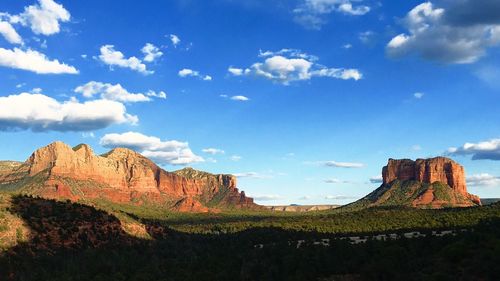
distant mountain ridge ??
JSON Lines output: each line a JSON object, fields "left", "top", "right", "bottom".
{"left": 346, "top": 157, "right": 481, "bottom": 210}
{"left": 0, "top": 141, "right": 257, "bottom": 212}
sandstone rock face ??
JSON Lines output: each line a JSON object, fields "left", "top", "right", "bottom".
{"left": 383, "top": 157, "right": 467, "bottom": 194}
{"left": 345, "top": 157, "right": 481, "bottom": 210}
{"left": 2, "top": 142, "right": 257, "bottom": 212}
{"left": 382, "top": 157, "right": 480, "bottom": 206}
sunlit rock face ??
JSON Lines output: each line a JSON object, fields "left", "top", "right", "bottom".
{"left": 346, "top": 157, "right": 480, "bottom": 210}
{"left": 383, "top": 157, "right": 467, "bottom": 195}
{"left": 1, "top": 141, "right": 257, "bottom": 212}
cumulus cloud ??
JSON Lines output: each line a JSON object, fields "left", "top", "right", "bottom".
{"left": 9, "top": 0, "right": 70, "bottom": 36}
{"left": 229, "top": 49, "right": 361, "bottom": 85}
{"left": 146, "top": 90, "right": 167, "bottom": 99}
{"left": 202, "top": 148, "right": 225, "bottom": 155}
{"left": 141, "top": 43, "right": 163, "bottom": 62}
{"left": 227, "top": 67, "right": 245, "bottom": 76}
{"left": 447, "top": 139, "right": 500, "bottom": 160}
{"left": 169, "top": 34, "right": 180, "bottom": 46}
{"left": 99, "top": 45, "right": 152, "bottom": 75}
{"left": 0, "top": 21, "right": 23, "bottom": 44}
{"left": 467, "top": 173, "right": 500, "bottom": 187}
{"left": 0, "top": 93, "right": 137, "bottom": 132}
{"left": 0, "top": 47, "right": 78, "bottom": 74}
{"left": 100, "top": 131, "right": 204, "bottom": 165}
{"left": 387, "top": 1, "right": 500, "bottom": 64}
{"left": 74, "top": 81, "right": 165, "bottom": 103}
{"left": 294, "top": 0, "right": 370, "bottom": 30}
{"left": 178, "top": 68, "right": 212, "bottom": 81}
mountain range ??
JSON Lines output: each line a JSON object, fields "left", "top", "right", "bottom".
{"left": 0, "top": 142, "right": 482, "bottom": 212}
{"left": 0, "top": 141, "right": 257, "bottom": 212}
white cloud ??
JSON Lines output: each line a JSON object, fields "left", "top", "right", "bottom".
{"left": 342, "top": 43, "right": 352, "bottom": 49}
{"left": 178, "top": 68, "right": 212, "bottom": 81}
{"left": 252, "top": 194, "right": 282, "bottom": 201}
{"left": 0, "top": 93, "right": 137, "bottom": 132}
{"left": 31, "top": 87, "right": 42, "bottom": 94}
{"left": 325, "top": 195, "right": 357, "bottom": 200}
{"left": 0, "top": 47, "right": 77, "bottom": 74}
{"left": 294, "top": 0, "right": 370, "bottom": 30}
{"left": 387, "top": 1, "right": 500, "bottom": 64}
{"left": 202, "top": 148, "right": 225, "bottom": 155}
{"left": 178, "top": 68, "right": 198, "bottom": 77}
{"left": 230, "top": 95, "right": 249, "bottom": 101}
{"left": 467, "top": 173, "right": 500, "bottom": 187}
{"left": 230, "top": 155, "right": 242, "bottom": 161}
{"left": 259, "top": 48, "right": 318, "bottom": 61}
{"left": 324, "top": 161, "right": 364, "bottom": 168}
{"left": 233, "top": 172, "right": 271, "bottom": 179}
{"left": 230, "top": 50, "right": 361, "bottom": 84}
{"left": 0, "top": 21, "right": 23, "bottom": 44}
{"left": 11, "top": 0, "right": 70, "bottom": 36}
{"left": 338, "top": 2, "right": 370, "bottom": 16}
{"left": 75, "top": 81, "right": 166, "bottom": 103}
{"left": 447, "top": 139, "right": 500, "bottom": 160}
{"left": 100, "top": 131, "right": 204, "bottom": 166}
{"left": 228, "top": 67, "right": 244, "bottom": 76}
{"left": 414, "top": 92, "right": 424, "bottom": 99}
{"left": 146, "top": 90, "right": 167, "bottom": 99}
{"left": 324, "top": 178, "right": 350, "bottom": 184}
{"left": 99, "top": 45, "right": 152, "bottom": 75}
{"left": 141, "top": 43, "right": 163, "bottom": 62}
{"left": 169, "top": 34, "right": 180, "bottom": 46}
{"left": 369, "top": 175, "right": 383, "bottom": 184}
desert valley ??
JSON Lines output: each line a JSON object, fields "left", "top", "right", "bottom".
{"left": 1, "top": 0, "right": 500, "bottom": 280}
{"left": 1, "top": 142, "right": 500, "bottom": 280}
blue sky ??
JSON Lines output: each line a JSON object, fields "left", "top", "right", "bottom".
{"left": 0, "top": 0, "right": 499, "bottom": 205}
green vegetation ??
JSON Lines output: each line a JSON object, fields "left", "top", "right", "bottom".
{"left": 343, "top": 180, "right": 477, "bottom": 211}
{"left": 0, "top": 193, "right": 499, "bottom": 280}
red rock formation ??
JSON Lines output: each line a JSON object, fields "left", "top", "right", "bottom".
{"left": 3, "top": 141, "right": 257, "bottom": 212}
{"left": 382, "top": 157, "right": 480, "bottom": 205}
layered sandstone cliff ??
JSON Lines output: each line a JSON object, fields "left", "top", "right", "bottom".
{"left": 382, "top": 157, "right": 467, "bottom": 195}
{"left": 346, "top": 157, "right": 481, "bottom": 210}
{"left": 0, "top": 142, "right": 257, "bottom": 212}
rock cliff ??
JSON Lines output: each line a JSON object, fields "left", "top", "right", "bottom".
{"left": 382, "top": 157, "right": 467, "bottom": 195}
{"left": 346, "top": 157, "right": 481, "bottom": 210}
{"left": 0, "top": 142, "right": 257, "bottom": 212}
